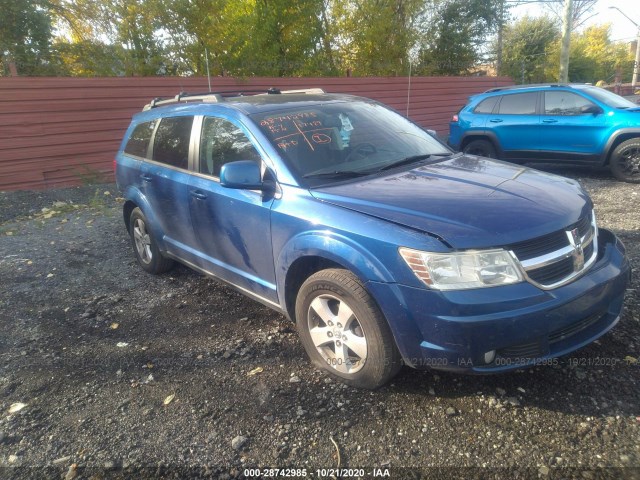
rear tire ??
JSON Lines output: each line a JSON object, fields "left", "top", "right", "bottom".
{"left": 463, "top": 139, "right": 497, "bottom": 158}
{"left": 295, "top": 269, "right": 401, "bottom": 389}
{"left": 128, "top": 207, "right": 174, "bottom": 274}
{"left": 610, "top": 138, "right": 640, "bottom": 183}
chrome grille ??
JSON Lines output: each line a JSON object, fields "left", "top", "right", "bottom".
{"left": 509, "top": 211, "right": 598, "bottom": 290}
{"left": 510, "top": 215, "right": 592, "bottom": 261}
{"left": 527, "top": 256, "right": 575, "bottom": 285}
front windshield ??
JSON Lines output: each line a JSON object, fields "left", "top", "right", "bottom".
{"left": 581, "top": 86, "right": 637, "bottom": 109}
{"left": 250, "top": 101, "right": 452, "bottom": 185}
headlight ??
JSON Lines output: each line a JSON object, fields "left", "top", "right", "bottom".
{"left": 399, "top": 247, "right": 523, "bottom": 290}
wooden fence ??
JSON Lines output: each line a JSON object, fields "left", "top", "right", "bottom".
{"left": 0, "top": 76, "right": 512, "bottom": 191}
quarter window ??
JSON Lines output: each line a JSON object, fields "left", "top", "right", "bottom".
{"left": 497, "top": 93, "right": 537, "bottom": 115}
{"left": 152, "top": 116, "right": 194, "bottom": 169}
{"left": 544, "top": 91, "right": 595, "bottom": 116}
{"left": 124, "top": 120, "right": 157, "bottom": 158}
{"left": 199, "top": 117, "right": 261, "bottom": 177}
{"left": 474, "top": 97, "right": 498, "bottom": 114}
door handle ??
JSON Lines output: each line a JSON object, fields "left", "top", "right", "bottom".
{"left": 190, "top": 190, "right": 207, "bottom": 200}
{"left": 542, "top": 119, "right": 558, "bottom": 123}
{"left": 489, "top": 119, "right": 503, "bottom": 123}
{"left": 140, "top": 174, "right": 152, "bottom": 182}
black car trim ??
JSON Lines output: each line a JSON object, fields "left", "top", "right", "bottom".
{"left": 164, "top": 252, "right": 284, "bottom": 312}
{"left": 600, "top": 128, "right": 640, "bottom": 165}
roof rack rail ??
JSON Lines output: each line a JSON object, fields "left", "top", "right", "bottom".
{"left": 142, "top": 87, "right": 326, "bottom": 110}
{"left": 483, "top": 83, "right": 581, "bottom": 93}
{"left": 267, "top": 88, "right": 326, "bottom": 95}
{"left": 143, "top": 91, "right": 223, "bottom": 111}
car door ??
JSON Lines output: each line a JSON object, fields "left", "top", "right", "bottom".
{"left": 488, "top": 92, "right": 540, "bottom": 159}
{"left": 538, "top": 90, "right": 606, "bottom": 161}
{"left": 145, "top": 115, "right": 198, "bottom": 256}
{"left": 188, "top": 115, "right": 278, "bottom": 304}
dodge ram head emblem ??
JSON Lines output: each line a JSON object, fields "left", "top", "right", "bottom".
{"left": 567, "top": 228, "right": 585, "bottom": 271}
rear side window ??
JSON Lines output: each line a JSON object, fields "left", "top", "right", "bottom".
{"left": 152, "top": 116, "right": 194, "bottom": 169}
{"left": 497, "top": 93, "right": 537, "bottom": 115}
{"left": 473, "top": 97, "right": 498, "bottom": 114}
{"left": 124, "top": 120, "right": 157, "bottom": 158}
{"left": 199, "top": 117, "right": 261, "bottom": 177}
{"left": 544, "top": 91, "right": 594, "bottom": 116}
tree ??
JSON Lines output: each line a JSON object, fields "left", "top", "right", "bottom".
{"left": 51, "top": 40, "right": 126, "bottom": 76}
{"left": 331, "top": 0, "right": 424, "bottom": 76}
{"left": 237, "top": 0, "right": 330, "bottom": 76}
{"left": 546, "top": 24, "right": 636, "bottom": 83}
{"left": 416, "top": 0, "right": 502, "bottom": 75}
{"left": 0, "top": 0, "right": 54, "bottom": 75}
{"left": 543, "top": 0, "right": 598, "bottom": 30}
{"left": 500, "top": 15, "right": 559, "bottom": 83}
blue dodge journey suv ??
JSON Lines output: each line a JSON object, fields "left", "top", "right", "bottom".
{"left": 449, "top": 84, "right": 640, "bottom": 183}
{"left": 116, "top": 89, "right": 630, "bottom": 389}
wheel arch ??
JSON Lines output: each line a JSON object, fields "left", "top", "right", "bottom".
{"left": 283, "top": 256, "right": 344, "bottom": 321}
{"left": 602, "top": 130, "right": 640, "bottom": 165}
{"left": 277, "top": 232, "right": 396, "bottom": 321}
{"left": 460, "top": 132, "right": 502, "bottom": 157}
{"left": 123, "top": 200, "right": 137, "bottom": 233}
{"left": 120, "top": 187, "right": 167, "bottom": 250}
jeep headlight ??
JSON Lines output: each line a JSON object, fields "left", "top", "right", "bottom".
{"left": 399, "top": 247, "right": 523, "bottom": 290}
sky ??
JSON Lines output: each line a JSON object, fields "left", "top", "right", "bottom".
{"left": 510, "top": 0, "right": 639, "bottom": 43}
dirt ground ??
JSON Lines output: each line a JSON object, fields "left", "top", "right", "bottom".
{"left": 0, "top": 164, "right": 639, "bottom": 480}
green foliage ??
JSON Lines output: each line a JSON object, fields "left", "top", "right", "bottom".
{"left": 0, "top": 0, "right": 54, "bottom": 75}
{"left": 566, "top": 25, "right": 635, "bottom": 83}
{"left": 500, "top": 15, "right": 559, "bottom": 83}
{"left": 416, "top": 0, "right": 502, "bottom": 75}
{"left": 51, "top": 40, "right": 126, "bottom": 76}
{"left": 234, "top": 0, "right": 330, "bottom": 76}
{"left": 332, "top": 0, "right": 423, "bottom": 76}
{"left": 498, "top": 16, "right": 634, "bottom": 85}
{"left": 1, "top": 0, "right": 635, "bottom": 80}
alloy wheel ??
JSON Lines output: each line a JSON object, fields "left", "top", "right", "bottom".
{"left": 307, "top": 294, "right": 368, "bottom": 374}
{"left": 133, "top": 218, "right": 153, "bottom": 264}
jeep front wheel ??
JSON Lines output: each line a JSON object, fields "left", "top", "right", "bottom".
{"left": 295, "top": 269, "right": 401, "bottom": 389}
{"left": 610, "top": 138, "right": 640, "bottom": 183}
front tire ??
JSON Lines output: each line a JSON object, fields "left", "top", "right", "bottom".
{"left": 463, "top": 139, "right": 497, "bottom": 158}
{"left": 295, "top": 269, "right": 401, "bottom": 389}
{"left": 610, "top": 138, "right": 640, "bottom": 183}
{"left": 128, "top": 207, "right": 174, "bottom": 274}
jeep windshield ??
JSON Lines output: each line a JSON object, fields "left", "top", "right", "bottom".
{"left": 581, "top": 86, "right": 637, "bottom": 109}
{"left": 250, "top": 101, "right": 453, "bottom": 186}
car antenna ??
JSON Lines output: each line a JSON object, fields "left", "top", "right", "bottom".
{"left": 406, "top": 59, "right": 412, "bottom": 117}
{"left": 205, "top": 47, "right": 212, "bottom": 92}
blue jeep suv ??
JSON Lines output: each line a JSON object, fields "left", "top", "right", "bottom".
{"left": 115, "top": 89, "right": 630, "bottom": 389}
{"left": 449, "top": 84, "right": 640, "bottom": 183}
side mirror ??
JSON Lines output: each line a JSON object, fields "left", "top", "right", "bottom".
{"left": 580, "top": 104, "right": 603, "bottom": 115}
{"left": 220, "top": 161, "right": 263, "bottom": 190}
{"left": 426, "top": 129, "right": 437, "bottom": 137}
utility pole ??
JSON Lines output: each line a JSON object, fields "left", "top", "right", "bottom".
{"left": 609, "top": 6, "right": 640, "bottom": 88}
{"left": 634, "top": 34, "right": 640, "bottom": 88}
{"left": 496, "top": 0, "right": 505, "bottom": 76}
{"left": 559, "top": 0, "right": 573, "bottom": 82}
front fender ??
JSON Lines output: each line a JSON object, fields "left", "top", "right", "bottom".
{"left": 275, "top": 230, "right": 396, "bottom": 304}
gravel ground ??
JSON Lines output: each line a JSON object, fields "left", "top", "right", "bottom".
{"left": 0, "top": 165, "right": 639, "bottom": 480}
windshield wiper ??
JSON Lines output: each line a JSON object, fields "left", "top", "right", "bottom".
{"left": 378, "top": 152, "right": 452, "bottom": 172}
{"left": 303, "top": 170, "right": 371, "bottom": 179}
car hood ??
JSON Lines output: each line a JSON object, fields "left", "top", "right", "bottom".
{"left": 310, "top": 155, "right": 592, "bottom": 249}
